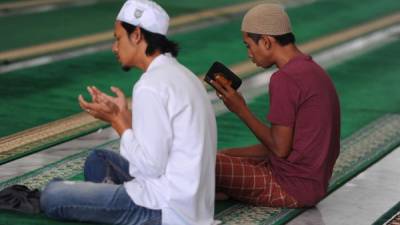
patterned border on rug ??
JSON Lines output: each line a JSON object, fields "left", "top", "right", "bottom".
{"left": 0, "top": 139, "right": 119, "bottom": 190}
{"left": 1, "top": 114, "right": 400, "bottom": 225}
{"left": 215, "top": 114, "right": 400, "bottom": 225}
{"left": 372, "top": 202, "right": 400, "bottom": 225}
{"left": 386, "top": 214, "right": 400, "bottom": 225}
{"left": 0, "top": 112, "right": 108, "bottom": 165}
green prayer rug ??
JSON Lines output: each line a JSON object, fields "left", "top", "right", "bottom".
{"left": 1, "top": 114, "right": 400, "bottom": 225}
{"left": 1, "top": 0, "right": 400, "bottom": 166}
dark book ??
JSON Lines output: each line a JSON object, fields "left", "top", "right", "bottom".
{"left": 204, "top": 61, "right": 242, "bottom": 90}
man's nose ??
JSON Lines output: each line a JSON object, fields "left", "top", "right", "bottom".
{"left": 247, "top": 50, "right": 253, "bottom": 59}
{"left": 112, "top": 42, "right": 118, "bottom": 54}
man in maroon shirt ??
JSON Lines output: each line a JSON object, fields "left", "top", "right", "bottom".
{"left": 211, "top": 4, "right": 340, "bottom": 207}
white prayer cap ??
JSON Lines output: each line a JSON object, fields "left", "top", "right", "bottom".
{"left": 116, "top": 0, "right": 169, "bottom": 35}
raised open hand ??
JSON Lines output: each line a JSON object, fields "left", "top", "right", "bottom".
{"left": 78, "top": 86, "right": 132, "bottom": 135}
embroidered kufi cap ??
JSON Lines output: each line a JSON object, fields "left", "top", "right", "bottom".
{"left": 241, "top": 4, "right": 292, "bottom": 35}
{"left": 117, "top": 0, "right": 169, "bottom": 35}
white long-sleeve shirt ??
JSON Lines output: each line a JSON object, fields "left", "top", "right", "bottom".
{"left": 120, "top": 54, "right": 217, "bottom": 225}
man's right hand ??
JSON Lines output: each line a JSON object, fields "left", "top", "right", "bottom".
{"left": 210, "top": 79, "right": 249, "bottom": 117}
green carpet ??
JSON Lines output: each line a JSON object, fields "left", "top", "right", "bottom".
{"left": 1, "top": 39, "right": 400, "bottom": 223}
{"left": 1, "top": 114, "right": 399, "bottom": 224}
{"left": 1, "top": 0, "right": 400, "bottom": 138}
{"left": 0, "top": 0, "right": 253, "bottom": 52}
{"left": 0, "top": 1, "right": 400, "bottom": 167}
{"left": 1, "top": 0, "right": 400, "bottom": 221}
{"left": 1, "top": 0, "right": 399, "bottom": 52}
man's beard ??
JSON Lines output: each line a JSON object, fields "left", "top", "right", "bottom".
{"left": 122, "top": 65, "right": 131, "bottom": 72}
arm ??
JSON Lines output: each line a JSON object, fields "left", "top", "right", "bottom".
{"left": 211, "top": 80, "right": 293, "bottom": 158}
{"left": 119, "top": 87, "right": 171, "bottom": 178}
{"left": 79, "top": 86, "right": 169, "bottom": 178}
{"left": 220, "top": 144, "right": 269, "bottom": 158}
{"left": 237, "top": 107, "right": 293, "bottom": 158}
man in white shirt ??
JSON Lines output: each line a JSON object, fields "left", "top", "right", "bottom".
{"left": 39, "top": 0, "right": 217, "bottom": 224}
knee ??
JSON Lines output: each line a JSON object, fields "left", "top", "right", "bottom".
{"left": 216, "top": 152, "right": 229, "bottom": 163}
{"left": 85, "top": 149, "right": 108, "bottom": 166}
{"left": 40, "top": 181, "right": 67, "bottom": 218}
{"left": 84, "top": 149, "right": 108, "bottom": 180}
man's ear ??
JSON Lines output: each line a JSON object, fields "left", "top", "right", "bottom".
{"left": 260, "top": 35, "right": 271, "bottom": 50}
{"left": 129, "top": 27, "right": 142, "bottom": 44}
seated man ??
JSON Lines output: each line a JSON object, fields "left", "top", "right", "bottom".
{"left": 211, "top": 4, "right": 340, "bottom": 207}
{"left": 40, "top": 0, "right": 217, "bottom": 224}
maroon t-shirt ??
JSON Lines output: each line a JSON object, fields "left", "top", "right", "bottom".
{"left": 267, "top": 54, "right": 340, "bottom": 206}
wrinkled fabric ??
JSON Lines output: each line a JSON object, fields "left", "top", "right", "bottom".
{"left": 0, "top": 184, "right": 41, "bottom": 214}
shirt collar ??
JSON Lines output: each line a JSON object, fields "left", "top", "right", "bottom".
{"left": 146, "top": 53, "right": 173, "bottom": 72}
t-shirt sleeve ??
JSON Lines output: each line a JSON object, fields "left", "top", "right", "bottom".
{"left": 267, "top": 72, "right": 300, "bottom": 127}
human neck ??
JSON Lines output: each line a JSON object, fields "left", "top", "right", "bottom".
{"left": 274, "top": 44, "right": 303, "bottom": 69}
{"left": 136, "top": 51, "right": 162, "bottom": 71}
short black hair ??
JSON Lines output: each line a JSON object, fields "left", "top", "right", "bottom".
{"left": 121, "top": 21, "right": 179, "bottom": 57}
{"left": 247, "top": 32, "right": 296, "bottom": 46}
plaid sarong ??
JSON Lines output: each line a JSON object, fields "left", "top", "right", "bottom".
{"left": 216, "top": 153, "right": 299, "bottom": 207}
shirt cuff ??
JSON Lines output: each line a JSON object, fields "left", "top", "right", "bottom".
{"left": 120, "top": 129, "right": 134, "bottom": 156}
{"left": 267, "top": 114, "right": 294, "bottom": 127}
